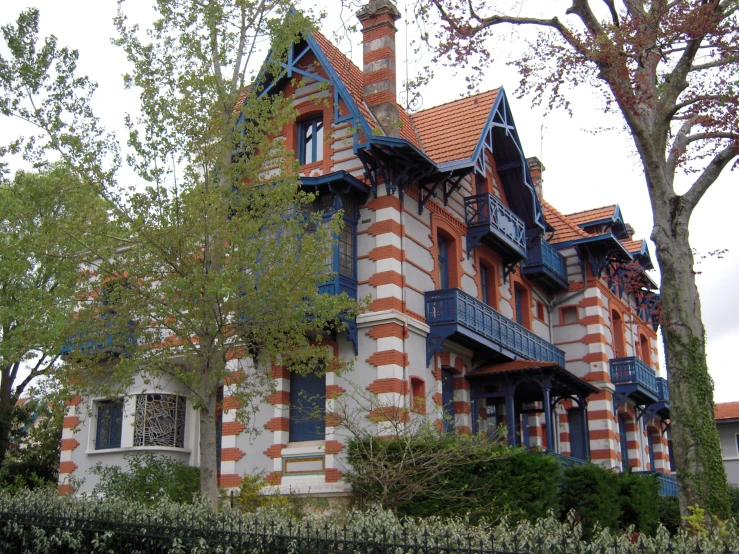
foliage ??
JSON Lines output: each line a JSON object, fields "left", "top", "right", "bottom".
{"left": 0, "top": 489, "right": 738, "bottom": 553}
{"left": 1, "top": 4, "right": 360, "bottom": 505}
{"left": 89, "top": 452, "right": 200, "bottom": 505}
{"left": 0, "top": 387, "right": 65, "bottom": 494}
{"left": 658, "top": 496, "right": 682, "bottom": 535}
{"left": 416, "top": 0, "right": 738, "bottom": 517}
{"left": 728, "top": 486, "right": 739, "bottom": 519}
{"left": 0, "top": 165, "right": 108, "bottom": 465}
{"left": 233, "top": 472, "right": 290, "bottom": 513}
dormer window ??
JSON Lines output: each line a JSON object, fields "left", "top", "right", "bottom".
{"left": 298, "top": 116, "right": 323, "bottom": 165}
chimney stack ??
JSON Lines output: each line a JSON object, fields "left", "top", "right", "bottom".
{"left": 357, "top": 0, "right": 401, "bottom": 137}
{"left": 526, "top": 157, "right": 545, "bottom": 199}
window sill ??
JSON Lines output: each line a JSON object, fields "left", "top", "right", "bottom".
{"left": 283, "top": 441, "right": 326, "bottom": 456}
{"left": 86, "top": 446, "right": 191, "bottom": 455}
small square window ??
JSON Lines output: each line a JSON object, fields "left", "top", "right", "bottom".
{"left": 410, "top": 377, "right": 426, "bottom": 414}
{"left": 561, "top": 306, "right": 578, "bottom": 325}
{"left": 536, "top": 300, "right": 545, "bottom": 321}
{"left": 96, "top": 400, "right": 123, "bottom": 450}
{"left": 298, "top": 116, "right": 324, "bottom": 165}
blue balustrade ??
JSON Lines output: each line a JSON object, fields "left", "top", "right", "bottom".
{"left": 549, "top": 452, "right": 587, "bottom": 467}
{"left": 425, "top": 288, "right": 565, "bottom": 366}
{"left": 464, "top": 193, "right": 527, "bottom": 258}
{"left": 318, "top": 274, "right": 357, "bottom": 299}
{"left": 633, "top": 471, "right": 679, "bottom": 497}
{"left": 522, "top": 237, "right": 568, "bottom": 289}
{"left": 656, "top": 377, "right": 670, "bottom": 403}
{"left": 610, "top": 356, "right": 658, "bottom": 397}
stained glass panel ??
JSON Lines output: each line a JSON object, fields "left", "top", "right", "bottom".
{"left": 133, "top": 394, "right": 186, "bottom": 448}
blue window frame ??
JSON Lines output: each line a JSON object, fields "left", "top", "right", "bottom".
{"left": 441, "top": 369, "right": 455, "bottom": 433}
{"left": 96, "top": 400, "right": 123, "bottom": 450}
{"left": 647, "top": 432, "right": 656, "bottom": 470}
{"left": 289, "top": 371, "right": 326, "bottom": 442}
{"left": 438, "top": 235, "right": 449, "bottom": 289}
{"left": 568, "top": 409, "right": 586, "bottom": 460}
{"left": 298, "top": 116, "right": 323, "bottom": 165}
{"left": 618, "top": 415, "right": 629, "bottom": 470}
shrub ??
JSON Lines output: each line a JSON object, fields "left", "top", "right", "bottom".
{"left": 617, "top": 472, "right": 661, "bottom": 534}
{"left": 657, "top": 496, "right": 681, "bottom": 534}
{"left": 90, "top": 452, "right": 200, "bottom": 504}
{"left": 560, "top": 464, "right": 622, "bottom": 535}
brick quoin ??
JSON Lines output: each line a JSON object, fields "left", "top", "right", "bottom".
{"left": 326, "top": 412, "right": 342, "bottom": 427}
{"left": 264, "top": 472, "right": 282, "bottom": 486}
{"left": 220, "top": 448, "right": 246, "bottom": 462}
{"left": 364, "top": 195, "right": 401, "bottom": 212}
{"left": 222, "top": 421, "right": 246, "bottom": 436}
{"left": 324, "top": 440, "right": 345, "bottom": 455}
{"left": 456, "top": 426, "right": 472, "bottom": 436}
{"left": 59, "top": 461, "right": 78, "bottom": 474}
{"left": 432, "top": 392, "right": 442, "bottom": 406}
{"left": 65, "top": 395, "right": 82, "bottom": 406}
{"left": 266, "top": 391, "right": 290, "bottom": 405}
{"left": 369, "top": 297, "right": 405, "bottom": 312}
{"left": 325, "top": 468, "right": 343, "bottom": 483}
{"left": 265, "top": 417, "right": 290, "bottom": 432}
{"left": 583, "top": 352, "right": 610, "bottom": 363}
{"left": 453, "top": 401, "right": 471, "bottom": 415}
{"left": 590, "top": 448, "right": 617, "bottom": 461}
{"left": 366, "top": 350, "right": 409, "bottom": 367}
{"left": 453, "top": 376, "right": 470, "bottom": 390}
{"left": 363, "top": 47, "right": 395, "bottom": 64}
{"left": 367, "top": 219, "right": 402, "bottom": 237}
{"left": 439, "top": 352, "right": 451, "bottom": 366}
{"left": 63, "top": 416, "right": 80, "bottom": 429}
{"left": 367, "top": 378, "right": 408, "bottom": 395}
{"left": 60, "top": 439, "right": 80, "bottom": 451}
{"left": 326, "top": 384, "right": 346, "bottom": 399}
{"left": 264, "top": 444, "right": 286, "bottom": 459}
{"left": 364, "top": 90, "right": 397, "bottom": 106}
{"left": 58, "top": 484, "right": 75, "bottom": 495}
{"left": 367, "top": 245, "right": 404, "bottom": 262}
{"left": 368, "top": 271, "right": 405, "bottom": 288}
{"left": 222, "top": 396, "right": 242, "bottom": 410}
{"left": 219, "top": 474, "right": 243, "bottom": 488}
{"left": 366, "top": 323, "right": 408, "bottom": 340}
{"left": 272, "top": 364, "right": 290, "bottom": 379}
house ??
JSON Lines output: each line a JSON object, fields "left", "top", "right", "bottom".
{"left": 715, "top": 402, "right": 739, "bottom": 486}
{"left": 58, "top": 0, "right": 673, "bottom": 497}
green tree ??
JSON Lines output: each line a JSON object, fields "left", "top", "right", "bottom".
{"left": 1, "top": 5, "right": 358, "bottom": 506}
{"left": 419, "top": 0, "right": 738, "bottom": 518}
{"left": 0, "top": 166, "right": 108, "bottom": 467}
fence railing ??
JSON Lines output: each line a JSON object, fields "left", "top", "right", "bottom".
{"left": 609, "top": 356, "right": 658, "bottom": 397}
{"left": 464, "top": 192, "right": 527, "bottom": 257}
{"left": 656, "top": 377, "right": 670, "bottom": 403}
{"left": 425, "top": 288, "right": 565, "bottom": 366}
{"left": 521, "top": 237, "right": 568, "bottom": 288}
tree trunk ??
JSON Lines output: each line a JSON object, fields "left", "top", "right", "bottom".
{"left": 199, "top": 378, "right": 220, "bottom": 507}
{"left": 0, "top": 368, "right": 14, "bottom": 466}
{"left": 652, "top": 201, "right": 730, "bottom": 519}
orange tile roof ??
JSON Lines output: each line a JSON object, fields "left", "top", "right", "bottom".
{"left": 312, "top": 32, "right": 421, "bottom": 149}
{"left": 541, "top": 200, "right": 590, "bottom": 244}
{"left": 620, "top": 239, "right": 645, "bottom": 253}
{"left": 566, "top": 205, "right": 617, "bottom": 227}
{"left": 411, "top": 89, "right": 500, "bottom": 164}
{"left": 715, "top": 402, "right": 739, "bottom": 420}
{"left": 469, "top": 360, "right": 559, "bottom": 376}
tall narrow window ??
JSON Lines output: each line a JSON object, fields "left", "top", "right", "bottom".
{"left": 647, "top": 432, "right": 656, "bottom": 470}
{"left": 410, "top": 377, "right": 426, "bottom": 414}
{"left": 480, "top": 264, "right": 490, "bottom": 305}
{"left": 298, "top": 116, "right": 323, "bottom": 165}
{"left": 437, "top": 235, "right": 450, "bottom": 289}
{"left": 639, "top": 334, "right": 651, "bottom": 365}
{"left": 618, "top": 415, "right": 630, "bottom": 470}
{"left": 338, "top": 224, "right": 354, "bottom": 277}
{"left": 514, "top": 285, "right": 530, "bottom": 328}
{"left": 568, "top": 409, "right": 586, "bottom": 461}
{"left": 441, "top": 369, "right": 455, "bottom": 432}
{"left": 96, "top": 400, "right": 123, "bottom": 450}
{"left": 289, "top": 371, "right": 326, "bottom": 442}
{"left": 612, "top": 310, "right": 625, "bottom": 357}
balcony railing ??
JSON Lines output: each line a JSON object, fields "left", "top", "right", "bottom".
{"left": 319, "top": 274, "right": 357, "bottom": 300}
{"left": 425, "top": 288, "right": 565, "bottom": 366}
{"left": 464, "top": 193, "right": 527, "bottom": 259}
{"left": 610, "top": 356, "right": 658, "bottom": 398}
{"left": 633, "top": 471, "right": 679, "bottom": 497}
{"left": 656, "top": 377, "right": 670, "bottom": 403}
{"left": 522, "top": 237, "right": 568, "bottom": 290}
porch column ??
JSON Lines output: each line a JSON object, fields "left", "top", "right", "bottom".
{"left": 505, "top": 390, "right": 516, "bottom": 447}
{"left": 543, "top": 378, "right": 554, "bottom": 452}
{"left": 579, "top": 395, "right": 591, "bottom": 460}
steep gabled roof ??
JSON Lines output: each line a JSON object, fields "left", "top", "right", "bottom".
{"left": 715, "top": 402, "right": 739, "bottom": 421}
{"left": 567, "top": 205, "right": 618, "bottom": 227}
{"left": 411, "top": 89, "right": 499, "bottom": 165}
{"left": 311, "top": 32, "right": 422, "bottom": 149}
{"left": 541, "top": 200, "right": 590, "bottom": 244}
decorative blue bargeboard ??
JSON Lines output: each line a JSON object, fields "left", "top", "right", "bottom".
{"left": 425, "top": 288, "right": 565, "bottom": 366}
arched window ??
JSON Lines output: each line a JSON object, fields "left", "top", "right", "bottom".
{"left": 298, "top": 116, "right": 323, "bottom": 165}
{"left": 612, "top": 310, "right": 626, "bottom": 357}
{"left": 410, "top": 377, "right": 426, "bottom": 414}
{"left": 437, "top": 233, "right": 450, "bottom": 289}
{"left": 639, "top": 334, "right": 651, "bottom": 366}
{"left": 514, "top": 284, "right": 530, "bottom": 329}
{"left": 480, "top": 263, "right": 491, "bottom": 305}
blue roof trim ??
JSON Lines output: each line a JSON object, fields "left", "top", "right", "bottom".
{"left": 359, "top": 135, "right": 438, "bottom": 166}
{"left": 554, "top": 233, "right": 633, "bottom": 257}
{"left": 300, "top": 170, "right": 369, "bottom": 192}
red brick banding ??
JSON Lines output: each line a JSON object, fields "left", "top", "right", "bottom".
{"left": 325, "top": 468, "right": 343, "bottom": 483}
{"left": 583, "top": 352, "right": 610, "bottom": 363}
{"left": 266, "top": 391, "right": 290, "bottom": 405}
{"left": 221, "top": 448, "right": 246, "bottom": 462}
{"left": 326, "top": 412, "right": 342, "bottom": 427}
{"left": 368, "top": 407, "right": 409, "bottom": 423}
{"left": 264, "top": 472, "right": 282, "bottom": 486}
{"left": 453, "top": 401, "right": 471, "bottom": 415}
{"left": 368, "top": 271, "right": 405, "bottom": 288}
{"left": 222, "top": 421, "right": 246, "bottom": 436}
{"left": 265, "top": 417, "right": 290, "bottom": 432}
{"left": 367, "top": 220, "right": 402, "bottom": 237}
{"left": 272, "top": 364, "right": 290, "bottom": 380}
{"left": 367, "top": 245, "right": 404, "bottom": 262}
{"left": 432, "top": 392, "right": 442, "bottom": 406}
{"left": 324, "top": 440, "right": 345, "bottom": 455}
{"left": 326, "top": 384, "right": 346, "bottom": 399}
{"left": 366, "top": 323, "right": 408, "bottom": 340}
{"left": 219, "top": 474, "right": 243, "bottom": 488}
{"left": 366, "top": 350, "right": 409, "bottom": 367}
{"left": 63, "top": 416, "right": 80, "bottom": 429}
{"left": 264, "top": 444, "right": 286, "bottom": 459}
{"left": 65, "top": 396, "right": 82, "bottom": 407}
{"left": 59, "top": 461, "right": 78, "bottom": 474}
{"left": 58, "top": 484, "right": 74, "bottom": 496}
{"left": 369, "top": 297, "right": 404, "bottom": 312}
{"left": 367, "top": 378, "right": 408, "bottom": 395}
{"left": 60, "top": 439, "right": 80, "bottom": 451}
{"left": 365, "top": 195, "right": 401, "bottom": 212}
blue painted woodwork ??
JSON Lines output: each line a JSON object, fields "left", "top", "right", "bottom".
{"left": 633, "top": 471, "right": 679, "bottom": 497}
{"left": 656, "top": 377, "right": 670, "bottom": 403}
{"left": 441, "top": 369, "right": 455, "bottom": 433}
{"left": 437, "top": 235, "right": 450, "bottom": 289}
{"left": 424, "top": 288, "right": 565, "bottom": 366}
{"left": 568, "top": 409, "right": 587, "bottom": 461}
{"left": 618, "top": 415, "right": 630, "bottom": 470}
{"left": 96, "top": 400, "right": 123, "bottom": 450}
{"left": 318, "top": 274, "right": 357, "bottom": 300}
{"left": 61, "top": 326, "right": 135, "bottom": 359}
{"left": 549, "top": 451, "right": 587, "bottom": 467}
{"left": 648, "top": 433, "right": 656, "bottom": 471}
{"left": 289, "top": 371, "right": 326, "bottom": 442}
{"left": 521, "top": 237, "right": 568, "bottom": 290}
{"left": 610, "top": 356, "right": 659, "bottom": 399}
{"left": 464, "top": 192, "right": 527, "bottom": 260}
{"left": 298, "top": 116, "right": 323, "bottom": 165}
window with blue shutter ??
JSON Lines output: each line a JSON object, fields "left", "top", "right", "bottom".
{"left": 96, "top": 400, "right": 123, "bottom": 449}
{"left": 289, "top": 371, "right": 326, "bottom": 442}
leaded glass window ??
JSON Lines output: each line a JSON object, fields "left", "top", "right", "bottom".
{"left": 133, "top": 394, "right": 186, "bottom": 448}
{"left": 338, "top": 224, "right": 354, "bottom": 277}
{"left": 96, "top": 400, "right": 123, "bottom": 450}
{"left": 298, "top": 117, "right": 323, "bottom": 165}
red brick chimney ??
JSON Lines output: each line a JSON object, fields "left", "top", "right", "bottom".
{"left": 526, "top": 157, "right": 545, "bottom": 199}
{"left": 356, "top": 0, "right": 401, "bottom": 138}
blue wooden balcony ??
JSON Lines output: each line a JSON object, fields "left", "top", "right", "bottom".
{"left": 61, "top": 328, "right": 135, "bottom": 359}
{"left": 656, "top": 377, "right": 670, "bottom": 403}
{"left": 521, "top": 237, "right": 568, "bottom": 290}
{"left": 464, "top": 193, "right": 527, "bottom": 261}
{"left": 318, "top": 274, "right": 357, "bottom": 300}
{"left": 425, "top": 288, "right": 565, "bottom": 366}
{"left": 610, "top": 356, "right": 659, "bottom": 402}
{"left": 633, "top": 471, "right": 678, "bottom": 497}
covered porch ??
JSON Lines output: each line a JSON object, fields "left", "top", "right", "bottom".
{"left": 468, "top": 361, "right": 599, "bottom": 459}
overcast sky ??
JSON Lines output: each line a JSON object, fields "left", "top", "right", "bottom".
{"left": 2, "top": 1, "right": 737, "bottom": 402}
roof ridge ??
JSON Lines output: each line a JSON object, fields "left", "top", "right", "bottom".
{"left": 565, "top": 204, "right": 617, "bottom": 217}
{"left": 412, "top": 88, "right": 501, "bottom": 116}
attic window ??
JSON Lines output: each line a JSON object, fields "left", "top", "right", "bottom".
{"left": 298, "top": 116, "right": 323, "bottom": 165}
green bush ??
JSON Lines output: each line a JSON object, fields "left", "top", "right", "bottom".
{"left": 728, "top": 485, "right": 739, "bottom": 520}
{"left": 90, "top": 452, "right": 200, "bottom": 504}
{"left": 657, "top": 496, "right": 681, "bottom": 534}
{"left": 560, "top": 463, "right": 622, "bottom": 535}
